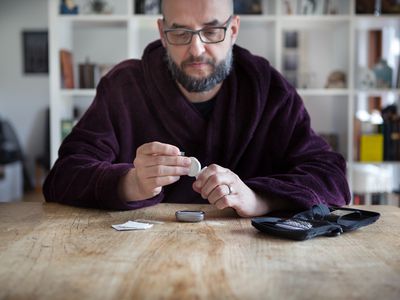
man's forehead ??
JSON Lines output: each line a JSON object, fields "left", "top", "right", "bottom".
{"left": 162, "top": 0, "right": 232, "bottom": 18}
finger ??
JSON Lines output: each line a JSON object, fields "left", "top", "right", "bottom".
{"left": 200, "top": 172, "right": 233, "bottom": 199}
{"left": 206, "top": 184, "right": 231, "bottom": 204}
{"left": 214, "top": 196, "right": 234, "bottom": 210}
{"left": 137, "top": 142, "right": 181, "bottom": 156}
{"left": 194, "top": 164, "right": 228, "bottom": 190}
{"left": 144, "top": 175, "right": 181, "bottom": 188}
{"left": 143, "top": 155, "right": 192, "bottom": 168}
{"left": 143, "top": 165, "right": 190, "bottom": 178}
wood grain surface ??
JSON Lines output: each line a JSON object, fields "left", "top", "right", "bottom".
{"left": 0, "top": 202, "right": 399, "bottom": 300}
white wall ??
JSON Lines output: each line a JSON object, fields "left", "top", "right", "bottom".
{"left": 0, "top": 0, "right": 49, "bottom": 187}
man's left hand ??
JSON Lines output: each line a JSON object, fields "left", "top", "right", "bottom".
{"left": 192, "top": 164, "right": 270, "bottom": 217}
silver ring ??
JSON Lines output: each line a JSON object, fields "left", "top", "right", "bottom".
{"left": 227, "top": 185, "right": 233, "bottom": 195}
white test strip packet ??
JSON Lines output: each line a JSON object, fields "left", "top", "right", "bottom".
{"left": 112, "top": 221, "right": 153, "bottom": 231}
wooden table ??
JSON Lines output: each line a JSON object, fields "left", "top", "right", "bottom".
{"left": 1, "top": 202, "right": 399, "bottom": 300}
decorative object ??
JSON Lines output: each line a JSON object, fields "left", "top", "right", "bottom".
{"left": 85, "top": 0, "right": 113, "bottom": 14}
{"left": 357, "top": 67, "right": 377, "bottom": 89}
{"left": 60, "top": 0, "right": 79, "bottom": 14}
{"left": 324, "top": 0, "right": 338, "bottom": 14}
{"left": 374, "top": 0, "right": 382, "bottom": 15}
{"left": 233, "top": 0, "right": 262, "bottom": 14}
{"left": 300, "top": 0, "right": 316, "bottom": 15}
{"left": 135, "top": 0, "right": 161, "bottom": 14}
{"left": 373, "top": 59, "right": 393, "bottom": 88}
{"left": 284, "top": 0, "right": 294, "bottom": 15}
{"left": 325, "top": 70, "right": 347, "bottom": 88}
{"left": 79, "top": 58, "right": 95, "bottom": 89}
{"left": 22, "top": 31, "right": 48, "bottom": 74}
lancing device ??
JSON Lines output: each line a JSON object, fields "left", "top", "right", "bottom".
{"left": 175, "top": 210, "right": 205, "bottom": 222}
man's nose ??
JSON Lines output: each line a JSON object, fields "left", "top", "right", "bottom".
{"left": 189, "top": 33, "right": 206, "bottom": 57}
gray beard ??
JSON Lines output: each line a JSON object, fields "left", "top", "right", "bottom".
{"left": 165, "top": 48, "right": 233, "bottom": 93}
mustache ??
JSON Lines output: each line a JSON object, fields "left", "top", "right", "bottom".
{"left": 182, "top": 56, "right": 215, "bottom": 66}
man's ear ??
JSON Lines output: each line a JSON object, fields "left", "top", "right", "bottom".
{"left": 157, "top": 18, "right": 167, "bottom": 47}
{"left": 230, "top": 15, "right": 240, "bottom": 45}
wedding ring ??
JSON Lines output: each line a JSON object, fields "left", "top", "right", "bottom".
{"left": 227, "top": 185, "right": 233, "bottom": 195}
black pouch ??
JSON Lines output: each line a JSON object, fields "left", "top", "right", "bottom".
{"left": 251, "top": 204, "right": 380, "bottom": 241}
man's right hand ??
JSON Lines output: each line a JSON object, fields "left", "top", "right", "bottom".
{"left": 118, "top": 142, "right": 191, "bottom": 202}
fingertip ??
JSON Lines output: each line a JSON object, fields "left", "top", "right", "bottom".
{"left": 193, "top": 180, "right": 201, "bottom": 190}
{"left": 192, "top": 181, "right": 202, "bottom": 193}
{"left": 196, "top": 166, "right": 207, "bottom": 179}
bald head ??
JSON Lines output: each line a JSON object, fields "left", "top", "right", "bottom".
{"left": 161, "top": 0, "right": 234, "bottom": 18}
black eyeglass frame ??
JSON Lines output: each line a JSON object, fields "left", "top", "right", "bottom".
{"left": 163, "top": 15, "right": 233, "bottom": 45}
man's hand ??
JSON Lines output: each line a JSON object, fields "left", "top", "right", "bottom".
{"left": 192, "top": 164, "right": 270, "bottom": 217}
{"left": 119, "top": 142, "right": 191, "bottom": 202}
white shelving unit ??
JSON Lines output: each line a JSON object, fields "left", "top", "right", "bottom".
{"left": 48, "top": 0, "right": 400, "bottom": 202}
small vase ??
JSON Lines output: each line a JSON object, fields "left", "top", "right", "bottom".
{"left": 373, "top": 59, "right": 393, "bottom": 89}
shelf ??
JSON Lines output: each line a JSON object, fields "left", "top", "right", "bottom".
{"left": 132, "top": 14, "right": 162, "bottom": 20}
{"left": 61, "top": 89, "right": 96, "bottom": 97}
{"left": 239, "top": 15, "right": 277, "bottom": 22}
{"left": 354, "top": 15, "right": 400, "bottom": 29}
{"left": 279, "top": 15, "right": 351, "bottom": 29}
{"left": 58, "top": 14, "right": 129, "bottom": 22}
{"left": 353, "top": 162, "right": 400, "bottom": 167}
{"left": 48, "top": 0, "right": 400, "bottom": 201}
{"left": 281, "top": 15, "right": 351, "bottom": 22}
{"left": 298, "top": 89, "right": 350, "bottom": 96}
{"left": 355, "top": 89, "right": 400, "bottom": 96}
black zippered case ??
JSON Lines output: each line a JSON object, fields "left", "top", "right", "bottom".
{"left": 251, "top": 204, "right": 380, "bottom": 241}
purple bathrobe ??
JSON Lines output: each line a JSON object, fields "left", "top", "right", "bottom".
{"left": 43, "top": 40, "right": 350, "bottom": 211}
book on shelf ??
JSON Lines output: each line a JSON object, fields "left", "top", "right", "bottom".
{"left": 60, "top": 49, "right": 74, "bottom": 89}
{"left": 355, "top": 0, "right": 399, "bottom": 15}
{"left": 368, "top": 30, "right": 382, "bottom": 69}
{"left": 355, "top": 0, "right": 377, "bottom": 14}
{"left": 381, "top": 0, "right": 400, "bottom": 14}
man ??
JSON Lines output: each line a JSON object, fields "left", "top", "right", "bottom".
{"left": 43, "top": 0, "right": 350, "bottom": 217}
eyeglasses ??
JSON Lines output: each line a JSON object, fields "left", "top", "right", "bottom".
{"left": 163, "top": 15, "right": 233, "bottom": 45}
